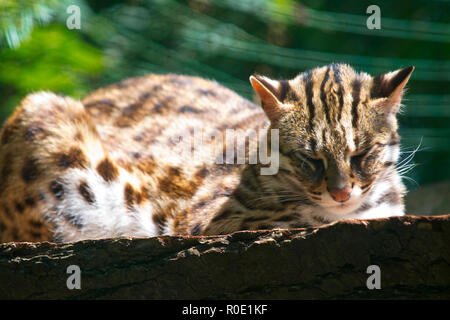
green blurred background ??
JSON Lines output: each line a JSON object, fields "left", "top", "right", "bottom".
{"left": 0, "top": 0, "right": 449, "bottom": 211}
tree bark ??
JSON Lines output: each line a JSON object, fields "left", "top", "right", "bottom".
{"left": 1, "top": 215, "right": 449, "bottom": 299}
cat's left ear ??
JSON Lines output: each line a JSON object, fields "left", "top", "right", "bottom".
{"left": 370, "top": 66, "right": 415, "bottom": 113}
{"left": 250, "top": 75, "right": 292, "bottom": 123}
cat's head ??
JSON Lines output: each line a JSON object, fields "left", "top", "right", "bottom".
{"left": 250, "top": 63, "right": 414, "bottom": 215}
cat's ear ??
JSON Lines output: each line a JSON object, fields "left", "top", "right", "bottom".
{"left": 249, "top": 75, "right": 292, "bottom": 123}
{"left": 370, "top": 66, "right": 414, "bottom": 113}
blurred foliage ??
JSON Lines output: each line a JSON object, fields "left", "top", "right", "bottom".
{"left": 0, "top": 0, "right": 449, "bottom": 189}
{"left": 0, "top": 0, "right": 57, "bottom": 48}
{"left": 0, "top": 25, "right": 103, "bottom": 115}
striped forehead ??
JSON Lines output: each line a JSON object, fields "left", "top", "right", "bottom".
{"left": 286, "top": 64, "right": 374, "bottom": 154}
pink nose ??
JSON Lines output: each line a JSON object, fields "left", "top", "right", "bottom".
{"left": 328, "top": 187, "right": 352, "bottom": 203}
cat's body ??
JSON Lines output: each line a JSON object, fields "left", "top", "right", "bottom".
{"left": 0, "top": 64, "right": 414, "bottom": 243}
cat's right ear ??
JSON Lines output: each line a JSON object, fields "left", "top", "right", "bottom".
{"left": 249, "top": 75, "right": 292, "bottom": 123}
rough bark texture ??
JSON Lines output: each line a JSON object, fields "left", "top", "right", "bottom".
{"left": 1, "top": 214, "right": 449, "bottom": 299}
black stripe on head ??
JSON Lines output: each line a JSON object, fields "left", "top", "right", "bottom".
{"left": 305, "top": 72, "right": 315, "bottom": 133}
{"left": 320, "top": 67, "right": 332, "bottom": 124}
{"left": 332, "top": 65, "right": 345, "bottom": 122}
{"left": 309, "top": 138, "right": 317, "bottom": 153}
{"left": 278, "top": 80, "right": 290, "bottom": 102}
{"left": 351, "top": 78, "right": 362, "bottom": 129}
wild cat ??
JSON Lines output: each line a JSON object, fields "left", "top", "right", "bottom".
{"left": 0, "top": 63, "right": 414, "bottom": 243}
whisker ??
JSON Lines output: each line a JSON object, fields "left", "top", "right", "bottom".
{"left": 396, "top": 137, "right": 422, "bottom": 167}
{"left": 400, "top": 175, "right": 420, "bottom": 187}
{"left": 248, "top": 193, "right": 306, "bottom": 203}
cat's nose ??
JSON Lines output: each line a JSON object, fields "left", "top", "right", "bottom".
{"left": 327, "top": 187, "right": 352, "bottom": 203}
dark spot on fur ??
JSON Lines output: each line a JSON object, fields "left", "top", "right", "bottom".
{"left": 151, "top": 104, "right": 163, "bottom": 113}
{"left": 2, "top": 204, "right": 14, "bottom": 220}
{"left": 168, "top": 76, "right": 191, "bottom": 86}
{"left": 195, "top": 167, "right": 209, "bottom": 179}
{"left": 11, "top": 226, "right": 20, "bottom": 240}
{"left": 377, "top": 191, "right": 402, "bottom": 205}
{"left": 85, "top": 99, "right": 115, "bottom": 108}
{"left": 30, "top": 220, "right": 44, "bottom": 229}
{"left": 124, "top": 183, "right": 136, "bottom": 209}
{"left": 22, "top": 158, "right": 40, "bottom": 182}
{"left": 30, "top": 231, "right": 42, "bottom": 239}
{"left": 115, "top": 97, "right": 149, "bottom": 127}
{"left": 122, "top": 103, "right": 141, "bottom": 117}
{"left": 193, "top": 200, "right": 207, "bottom": 211}
{"left": 152, "top": 212, "right": 167, "bottom": 232}
{"left": 62, "top": 212, "right": 84, "bottom": 229}
{"left": 239, "top": 223, "right": 250, "bottom": 230}
{"left": 140, "top": 186, "right": 149, "bottom": 201}
{"left": 232, "top": 188, "right": 259, "bottom": 210}
{"left": 196, "top": 89, "right": 217, "bottom": 96}
{"left": 158, "top": 167, "right": 200, "bottom": 198}
{"left": 97, "top": 158, "right": 119, "bottom": 182}
{"left": 139, "top": 92, "right": 152, "bottom": 101}
{"left": 168, "top": 167, "right": 181, "bottom": 177}
{"left": 312, "top": 215, "right": 331, "bottom": 224}
{"left": 84, "top": 99, "right": 117, "bottom": 120}
{"left": 74, "top": 132, "right": 83, "bottom": 141}
{"left": 179, "top": 105, "right": 202, "bottom": 113}
{"left": 0, "top": 123, "right": 17, "bottom": 145}
{"left": 78, "top": 181, "right": 95, "bottom": 204}
{"left": 24, "top": 196, "right": 36, "bottom": 208}
{"left": 50, "top": 180, "right": 64, "bottom": 199}
{"left": 0, "top": 154, "right": 12, "bottom": 194}
{"left": 131, "top": 152, "right": 141, "bottom": 159}
{"left": 137, "top": 156, "right": 156, "bottom": 175}
{"left": 15, "top": 201, "right": 25, "bottom": 214}
{"left": 57, "top": 147, "right": 87, "bottom": 169}
{"left": 24, "top": 123, "right": 45, "bottom": 141}
{"left": 133, "top": 133, "right": 144, "bottom": 142}
{"left": 117, "top": 159, "right": 134, "bottom": 173}
{"left": 212, "top": 209, "right": 235, "bottom": 222}
{"left": 190, "top": 223, "right": 202, "bottom": 236}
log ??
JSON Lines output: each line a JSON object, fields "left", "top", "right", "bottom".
{"left": 0, "top": 214, "right": 449, "bottom": 299}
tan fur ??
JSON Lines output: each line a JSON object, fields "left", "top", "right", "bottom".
{"left": 0, "top": 65, "right": 413, "bottom": 242}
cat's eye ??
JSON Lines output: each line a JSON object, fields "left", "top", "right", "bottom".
{"left": 293, "top": 151, "right": 324, "bottom": 171}
{"left": 351, "top": 152, "right": 367, "bottom": 164}
{"left": 350, "top": 148, "right": 373, "bottom": 168}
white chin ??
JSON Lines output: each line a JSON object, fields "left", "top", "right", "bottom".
{"left": 322, "top": 202, "right": 361, "bottom": 215}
